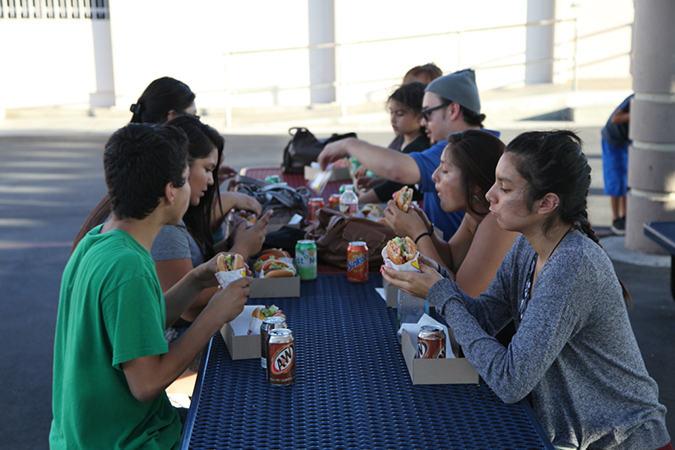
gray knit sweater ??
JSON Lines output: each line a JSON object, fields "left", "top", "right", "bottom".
{"left": 428, "top": 231, "right": 670, "bottom": 450}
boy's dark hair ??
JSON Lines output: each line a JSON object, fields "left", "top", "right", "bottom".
{"left": 129, "top": 77, "right": 195, "bottom": 125}
{"left": 104, "top": 123, "right": 189, "bottom": 220}
{"left": 165, "top": 115, "right": 225, "bottom": 260}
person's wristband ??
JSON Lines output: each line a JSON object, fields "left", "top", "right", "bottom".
{"left": 414, "top": 231, "right": 432, "bottom": 244}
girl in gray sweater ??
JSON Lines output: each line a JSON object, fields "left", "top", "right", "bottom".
{"left": 383, "top": 130, "right": 671, "bottom": 450}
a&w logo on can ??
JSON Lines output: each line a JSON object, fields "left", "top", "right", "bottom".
{"left": 271, "top": 344, "right": 294, "bottom": 374}
{"left": 416, "top": 341, "right": 429, "bottom": 358}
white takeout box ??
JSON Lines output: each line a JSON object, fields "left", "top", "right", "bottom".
{"left": 220, "top": 305, "right": 265, "bottom": 360}
{"left": 400, "top": 315, "right": 479, "bottom": 385}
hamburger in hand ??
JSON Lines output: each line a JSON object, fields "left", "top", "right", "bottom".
{"left": 386, "top": 236, "right": 418, "bottom": 265}
{"left": 393, "top": 186, "right": 413, "bottom": 212}
{"left": 261, "top": 260, "right": 296, "bottom": 278}
{"left": 217, "top": 253, "right": 245, "bottom": 272}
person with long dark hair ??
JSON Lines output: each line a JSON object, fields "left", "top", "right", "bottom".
{"left": 71, "top": 77, "right": 260, "bottom": 253}
{"left": 383, "top": 129, "right": 518, "bottom": 297}
{"left": 383, "top": 130, "right": 671, "bottom": 450}
{"left": 153, "top": 116, "right": 270, "bottom": 328}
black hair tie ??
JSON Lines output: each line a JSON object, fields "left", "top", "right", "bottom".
{"left": 414, "top": 231, "right": 432, "bottom": 244}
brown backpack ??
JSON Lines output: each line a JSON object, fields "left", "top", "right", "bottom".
{"left": 305, "top": 209, "right": 396, "bottom": 271}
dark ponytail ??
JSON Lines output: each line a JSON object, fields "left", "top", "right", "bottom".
{"left": 129, "top": 77, "right": 195, "bottom": 125}
{"left": 507, "top": 130, "right": 632, "bottom": 307}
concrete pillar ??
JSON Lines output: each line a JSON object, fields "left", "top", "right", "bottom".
{"left": 627, "top": 0, "right": 675, "bottom": 254}
{"left": 525, "top": 0, "right": 555, "bottom": 85}
{"left": 308, "top": 0, "right": 336, "bottom": 104}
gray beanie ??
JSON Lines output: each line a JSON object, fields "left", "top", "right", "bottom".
{"left": 425, "top": 68, "right": 481, "bottom": 114}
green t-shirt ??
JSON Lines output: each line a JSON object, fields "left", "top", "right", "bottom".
{"left": 50, "top": 226, "right": 181, "bottom": 449}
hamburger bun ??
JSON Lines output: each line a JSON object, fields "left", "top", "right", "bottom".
{"left": 259, "top": 248, "right": 291, "bottom": 258}
{"left": 261, "top": 260, "right": 296, "bottom": 278}
{"left": 386, "top": 236, "right": 417, "bottom": 265}
{"left": 217, "top": 253, "right": 245, "bottom": 272}
{"left": 393, "top": 186, "right": 413, "bottom": 212}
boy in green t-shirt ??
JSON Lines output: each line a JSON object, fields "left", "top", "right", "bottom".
{"left": 50, "top": 124, "right": 252, "bottom": 449}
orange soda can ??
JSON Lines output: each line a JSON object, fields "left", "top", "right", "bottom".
{"left": 347, "top": 241, "right": 368, "bottom": 283}
{"left": 328, "top": 194, "right": 341, "bottom": 210}
{"left": 308, "top": 198, "right": 325, "bottom": 223}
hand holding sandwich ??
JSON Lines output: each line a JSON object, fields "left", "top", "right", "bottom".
{"left": 384, "top": 200, "right": 428, "bottom": 244}
{"left": 381, "top": 257, "right": 443, "bottom": 300}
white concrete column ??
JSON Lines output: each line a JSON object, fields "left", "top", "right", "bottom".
{"left": 525, "top": 0, "right": 555, "bottom": 85}
{"left": 627, "top": 0, "right": 675, "bottom": 254}
{"left": 308, "top": 0, "right": 336, "bottom": 104}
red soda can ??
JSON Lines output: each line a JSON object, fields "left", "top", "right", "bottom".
{"left": 416, "top": 325, "right": 446, "bottom": 359}
{"left": 308, "top": 197, "right": 325, "bottom": 223}
{"left": 267, "top": 328, "right": 295, "bottom": 386}
{"left": 347, "top": 241, "right": 368, "bottom": 283}
{"left": 260, "top": 316, "right": 287, "bottom": 369}
{"left": 328, "top": 194, "right": 341, "bottom": 210}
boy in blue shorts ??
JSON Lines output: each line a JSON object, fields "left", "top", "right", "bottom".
{"left": 601, "top": 94, "right": 633, "bottom": 235}
{"left": 50, "top": 123, "right": 251, "bottom": 449}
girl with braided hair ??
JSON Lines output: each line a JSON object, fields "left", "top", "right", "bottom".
{"left": 383, "top": 130, "right": 671, "bottom": 450}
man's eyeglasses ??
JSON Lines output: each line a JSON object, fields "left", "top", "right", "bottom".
{"left": 420, "top": 104, "right": 447, "bottom": 122}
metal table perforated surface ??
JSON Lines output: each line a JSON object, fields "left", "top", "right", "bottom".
{"left": 181, "top": 275, "right": 554, "bottom": 449}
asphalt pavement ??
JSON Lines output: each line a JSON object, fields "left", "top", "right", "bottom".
{"left": 0, "top": 120, "right": 672, "bottom": 448}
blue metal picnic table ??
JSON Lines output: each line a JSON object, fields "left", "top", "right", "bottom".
{"left": 180, "top": 274, "right": 554, "bottom": 449}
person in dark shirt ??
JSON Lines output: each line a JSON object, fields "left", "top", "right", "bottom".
{"left": 356, "top": 82, "right": 429, "bottom": 204}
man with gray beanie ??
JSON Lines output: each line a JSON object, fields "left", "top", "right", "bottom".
{"left": 319, "top": 68, "right": 499, "bottom": 240}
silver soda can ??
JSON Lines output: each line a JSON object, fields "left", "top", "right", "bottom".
{"left": 416, "top": 325, "right": 446, "bottom": 359}
{"left": 267, "top": 328, "right": 295, "bottom": 386}
{"left": 260, "top": 316, "right": 287, "bottom": 369}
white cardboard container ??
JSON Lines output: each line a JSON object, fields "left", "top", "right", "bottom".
{"left": 304, "top": 165, "right": 351, "bottom": 182}
{"left": 381, "top": 279, "right": 399, "bottom": 308}
{"left": 401, "top": 329, "right": 479, "bottom": 385}
{"left": 250, "top": 275, "right": 301, "bottom": 298}
{"left": 220, "top": 305, "right": 264, "bottom": 360}
{"left": 382, "top": 279, "right": 435, "bottom": 309}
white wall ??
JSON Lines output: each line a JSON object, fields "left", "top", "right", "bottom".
{"left": 0, "top": 0, "right": 635, "bottom": 112}
{"left": 0, "top": 19, "right": 100, "bottom": 109}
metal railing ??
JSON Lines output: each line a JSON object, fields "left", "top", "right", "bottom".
{"left": 222, "top": 18, "right": 578, "bottom": 126}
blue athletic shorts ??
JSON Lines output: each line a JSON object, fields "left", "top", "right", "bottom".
{"left": 601, "top": 138, "right": 628, "bottom": 197}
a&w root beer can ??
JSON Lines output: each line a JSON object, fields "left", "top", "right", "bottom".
{"left": 267, "top": 328, "right": 295, "bottom": 386}
{"left": 260, "top": 316, "right": 287, "bottom": 369}
{"left": 416, "top": 325, "right": 446, "bottom": 359}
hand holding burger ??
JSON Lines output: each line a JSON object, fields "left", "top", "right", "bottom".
{"left": 386, "top": 236, "right": 418, "bottom": 265}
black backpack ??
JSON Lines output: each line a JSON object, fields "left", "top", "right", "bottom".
{"left": 281, "top": 127, "right": 357, "bottom": 174}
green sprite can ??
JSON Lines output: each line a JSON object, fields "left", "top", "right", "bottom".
{"left": 295, "top": 240, "right": 317, "bottom": 280}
